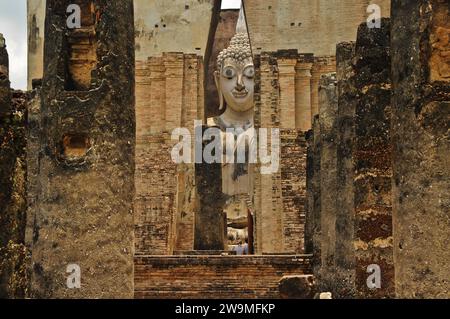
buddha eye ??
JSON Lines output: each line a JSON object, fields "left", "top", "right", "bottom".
{"left": 223, "top": 67, "right": 236, "bottom": 79}
{"left": 244, "top": 66, "right": 255, "bottom": 78}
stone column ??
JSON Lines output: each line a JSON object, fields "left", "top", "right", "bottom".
{"left": 148, "top": 57, "right": 165, "bottom": 133}
{"left": 254, "top": 53, "right": 283, "bottom": 254}
{"left": 334, "top": 41, "right": 356, "bottom": 298}
{"left": 310, "top": 57, "right": 336, "bottom": 123}
{"left": 318, "top": 73, "right": 338, "bottom": 292}
{"left": 352, "top": 20, "right": 394, "bottom": 298}
{"left": 194, "top": 127, "right": 226, "bottom": 251}
{"left": 278, "top": 57, "right": 297, "bottom": 129}
{"left": 310, "top": 66, "right": 321, "bottom": 120}
{"left": 27, "top": 0, "right": 135, "bottom": 298}
{"left": 164, "top": 52, "right": 184, "bottom": 132}
{"left": 391, "top": 0, "right": 450, "bottom": 298}
{"left": 295, "top": 62, "right": 313, "bottom": 131}
{"left": 135, "top": 60, "right": 151, "bottom": 137}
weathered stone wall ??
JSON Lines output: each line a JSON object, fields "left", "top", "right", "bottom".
{"left": 134, "top": 255, "right": 312, "bottom": 299}
{"left": 334, "top": 41, "right": 356, "bottom": 298}
{"left": 0, "top": 38, "right": 29, "bottom": 297}
{"left": 391, "top": 0, "right": 450, "bottom": 298}
{"left": 306, "top": 20, "right": 395, "bottom": 298}
{"left": 26, "top": 0, "right": 135, "bottom": 298}
{"left": 351, "top": 20, "right": 394, "bottom": 298}
{"left": 245, "top": 0, "right": 391, "bottom": 56}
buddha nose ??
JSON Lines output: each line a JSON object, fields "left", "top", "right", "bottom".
{"left": 236, "top": 74, "right": 245, "bottom": 91}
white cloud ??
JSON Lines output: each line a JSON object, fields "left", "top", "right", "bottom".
{"left": 222, "top": 0, "right": 241, "bottom": 9}
{"left": 0, "top": 1, "right": 27, "bottom": 90}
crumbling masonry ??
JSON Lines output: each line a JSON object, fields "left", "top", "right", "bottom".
{"left": 25, "top": 0, "right": 135, "bottom": 298}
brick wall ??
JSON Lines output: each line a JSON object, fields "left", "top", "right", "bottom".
{"left": 134, "top": 255, "right": 312, "bottom": 299}
{"left": 135, "top": 53, "right": 204, "bottom": 255}
{"left": 245, "top": 0, "right": 391, "bottom": 56}
{"left": 281, "top": 130, "right": 307, "bottom": 254}
{"left": 253, "top": 51, "right": 314, "bottom": 255}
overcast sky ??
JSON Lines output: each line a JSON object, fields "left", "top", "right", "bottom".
{"left": 0, "top": 0, "right": 240, "bottom": 90}
{"left": 222, "top": 0, "right": 241, "bottom": 9}
{"left": 0, "top": 0, "right": 27, "bottom": 90}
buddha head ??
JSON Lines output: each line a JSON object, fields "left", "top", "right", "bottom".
{"left": 215, "top": 32, "right": 254, "bottom": 113}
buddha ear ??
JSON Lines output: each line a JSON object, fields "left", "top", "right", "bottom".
{"left": 214, "top": 70, "right": 224, "bottom": 111}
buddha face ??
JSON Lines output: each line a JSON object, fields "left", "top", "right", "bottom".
{"left": 216, "top": 57, "right": 255, "bottom": 113}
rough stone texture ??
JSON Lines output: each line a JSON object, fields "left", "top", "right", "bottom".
{"left": 391, "top": 0, "right": 450, "bottom": 298}
{"left": 279, "top": 275, "right": 315, "bottom": 299}
{"left": 134, "top": 255, "right": 312, "bottom": 299}
{"left": 0, "top": 39, "right": 29, "bottom": 297}
{"left": 334, "top": 41, "right": 357, "bottom": 298}
{"left": 0, "top": 35, "right": 10, "bottom": 115}
{"left": 245, "top": 0, "right": 391, "bottom": 56}
{"left": 306, "top": 21, "right": 396, "bottom": 298}
{"left": 317, "top": 73, "right": 338, "bottom": 292}
{"left": 352, "top": 20, "right": 394, "bottom": 298}
{"left": 26, "top": 0, "right": 135, "bottom": 298}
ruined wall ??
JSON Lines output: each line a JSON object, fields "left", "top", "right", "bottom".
{"left": 306, "top": 20, "right": 395, "bottom": 298}
{"left": 134, "top": 255, "right": 312, "bottom": 299}
{"left": 391, "top": 0, "right": 450, "bottom": 298}
{"left": 351, "top": 20, "right": 394, "bottom": 298}
{"left": 334, "top": 41, "right": 356, "bottom": 298}
{"left": 245, "top": 0, "right": 391, "bottom": 56}
{"left": 0, "top": 37, "right": 28, "bottom": 298}
{"left": 26, "top": 0, "right": 135, "bottom": 298}
{"left": 135, "top": 53, "right": 204, "bottom": 255}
